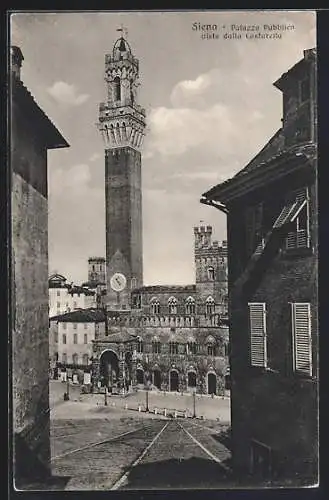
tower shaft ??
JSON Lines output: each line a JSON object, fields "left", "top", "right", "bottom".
{"left": 98, "top": 36, "right": 146, "bottom": 310}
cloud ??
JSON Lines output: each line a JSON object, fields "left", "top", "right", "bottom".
{"left": 147, "top": 104, "right": 232, "bottom": 157}
{"left": 170, "top": 72, "right": 214, "bottom": 106}
{"left": 89, "top": 152, "right": 101, "bottom": 162}
{"left": 144, "top": 63, "right": 280, "bottom": 165}
{"left": 47, "top": 81, "right": 89, "bottom": 106}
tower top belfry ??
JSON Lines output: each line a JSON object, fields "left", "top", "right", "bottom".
{"left": 97, "top": 33, "right": 146, "bottom": 151}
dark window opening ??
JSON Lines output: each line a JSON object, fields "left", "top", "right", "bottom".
{"left": 169, "top": 370, "right": 179, "bottom": 391}
{"left": 130, "top": 79, "right": 135, "bottom": 105}
{"left": 300, "top": 78, "right": 310, "bottom": 102}
{"left": 114, "top": 76, "right": 121, "bottom": 101}
{"left": 137, "top": 340, "right": 144, "bottom": 353}
{"left": 207, "top": 267, "right": 215, "bottom": 281}
{"left": 187, "top": 372, "right": 196, "bottom": 388}
{"left": 151, "top": 300, "right": 160, "bottom": 315}
{"left": 169, "top": 342, "right": 179, "bottom": 355}
{"left": 187, "top": 342, "right": 197, "bottom": 355}
{"left": 152, "top": 341, "right": 161, "bottom": 354}
{"left": 207, "top": 344, "right": 216, "bottom": 356}
{"left": 207, "top": 372, "right": 217, "bottom": 395}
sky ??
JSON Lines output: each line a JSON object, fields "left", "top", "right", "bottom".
{"left": 11, "top": 10, "right": 316, "bottom": 285}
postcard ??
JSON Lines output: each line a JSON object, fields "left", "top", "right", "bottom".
{"left": 10, "top": 10, "right": 318, "bottom": 490}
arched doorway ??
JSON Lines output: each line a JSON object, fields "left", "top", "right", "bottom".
{"left": 187, "top": 371, "right": 196, "bottom": 388}
{"left": 136, "top": 367, "right": 144, "bottom": 385}
{"left": 100, "top": 350, "right": 119, "bottom": 388}
{"left": 124, "top": 351, "right": 133, "bottom": 390}
{"left": 207, "top": 372, "right": 217, "bottom": 395}
{"left": 169, "top": 370, "right": 179, "bottom": 392}
{"left": 153, "top": 369, "right": 161, "bottom": 389}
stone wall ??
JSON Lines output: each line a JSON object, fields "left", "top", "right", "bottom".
{"left": 12, "top": 171, "right": 50, "bottom": 480}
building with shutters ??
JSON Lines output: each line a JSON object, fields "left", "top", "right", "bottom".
{"left": 49, "top": 308, "right": 106, "bottom": 382}
{"left": 201, "top": 48, "right": 318, "bottom": 486}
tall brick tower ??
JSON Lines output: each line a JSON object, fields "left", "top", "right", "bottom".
{"left": 97, "top": 33, "right": 146, "bottom": 310}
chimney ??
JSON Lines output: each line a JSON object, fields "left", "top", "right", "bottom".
{"left": 11, "top": 46, "right": 24, "bottom": 80}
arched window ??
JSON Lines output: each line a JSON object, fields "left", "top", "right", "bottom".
{"left": 168, "top": 297, "right": 177, "bottom": 315}
{"left": 206, "top": 296, "right": 215, "bottom": 315}
{"left": 83, "top": 354, "right": 89, "bottom": 366}
{"left": 113, "top": 76, "right": 121, "bottom": 101}
{"left": 187, "top": 338, "right": 197, "bottom": 355}
{"left": 72, "top": 353, "right": 78, "bottom": 365}
{"left": 152, "top": 337, "right": 161, "bottom": 354}
{"left": 207, "top": 267, "right": 215, "bottom": 281}
{"left": 206, "top": 336, "right": 217, "bottom": 356}
{"left": 62, "top": 353, "right": 67, "bottom": 364}
{"left": 185, "top": 297, "right": 196, "bottom": 315}
{"left": 130, "top": 79, "right": 135, "bottom": 104}
{"left": 151, "top": 298, "right": 160, "bottom": 315}
{"left": 137, "top": 337, "right": 144, "bottom": 353}
{"left": 169, "top": 341, "right": 179, "bottom": 355}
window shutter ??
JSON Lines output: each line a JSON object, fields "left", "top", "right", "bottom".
{"left": 292, "top": 303, "right": 312, "bottom": 376}
{"left": 248, "top": 303, "right": 267, "bottom": 367}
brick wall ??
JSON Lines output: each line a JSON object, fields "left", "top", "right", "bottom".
{"left": 105, "top": 147, "right": 143, "bottom": 308}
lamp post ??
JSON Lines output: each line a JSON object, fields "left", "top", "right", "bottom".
{"left": 104, "top": 385, "right": 108, "bottom": 406}
{"left": 66, "top": 374, "right": 70, "bottom": 401}
{"left": 192, "top": 387, "right": 196, "bottom": 418}
{"left": 144, "top": 370, "right": 151, "bottom": 412}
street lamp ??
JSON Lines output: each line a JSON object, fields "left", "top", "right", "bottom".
{"left": 192, "top": 387, "right": 196, "bottom": 418}
{"left": 64, "top": 373, "right": 70, "bottom": 401}
{"left": 144, "top": 370, "right": 151, "bottom": 412}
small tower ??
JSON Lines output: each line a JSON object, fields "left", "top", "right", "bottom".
{"left": 97, "top": 32, "right": 146, "bottom": 310}
{"left": 194, "top": 224, "right": 212, "bottom": 250}
{"left": 88, "top": 257, "right": 106, "bottom": 284}
{"left": 194, "top": 224, "right": 228, "bottom": 316}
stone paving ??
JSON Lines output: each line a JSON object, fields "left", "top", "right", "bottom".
{"left": 50, "top": 380, "right": 231, "bottom": 422}
{"left": 50, "top": 417, "right": 231, "bottom": 490}
{"left": 47, "top": 380, "right": 232, "bottom": 490}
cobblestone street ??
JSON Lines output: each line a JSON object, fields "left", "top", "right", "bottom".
{"left": 49, "top": 381, "right": 232, "bottom": 490}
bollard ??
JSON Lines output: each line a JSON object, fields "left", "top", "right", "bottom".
{"left": 125, "top": 403, "right": 128, "bottom": 410}
{"left": 164, "top": 408, "right": 167, "bottom": 417}
{"left": 185, "top": 411, "right": 187, "bottom": 418}
{"left": 138, "top": 405, "right": 141, "bottom": 412}
{"left": 112, "top": 402, "right": 115, "bottom": 407}
{"left": 154, "top": 408, "right": 157, "bottom": 415}
{"left": 174, "top": 411, "right": 177, "bottom": 419}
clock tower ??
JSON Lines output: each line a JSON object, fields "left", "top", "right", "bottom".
{"left": 98, "top": 33, "right": 146, "bottom": 310}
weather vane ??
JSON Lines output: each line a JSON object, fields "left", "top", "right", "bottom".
{"left": 116, "top": 24, "right": 128, "bottom": 38}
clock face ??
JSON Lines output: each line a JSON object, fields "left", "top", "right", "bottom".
{"left": 110, "top": 272, "right": 127, "bottom": 292}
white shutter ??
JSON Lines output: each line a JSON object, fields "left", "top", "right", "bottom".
{"left": 248, "top": 303, "right": 267, "bottom": 367}
{"left": 292, "top": 303, "right": 312, "bottom": 376}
